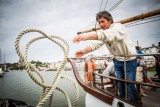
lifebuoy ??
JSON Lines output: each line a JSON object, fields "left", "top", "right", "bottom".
{"left": 84, "top": 58, "right": 96, "bottom": 84}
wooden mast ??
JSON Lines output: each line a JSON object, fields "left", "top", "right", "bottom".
{"left": 77, "top": 9, "right": 160, "bottom": 34}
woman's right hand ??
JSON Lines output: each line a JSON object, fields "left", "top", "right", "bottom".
{"left": 73, "top": 35, "right": 86, "bottom": 43}
{"left": 75, "top": 50, "right": 85, "bottom": 58}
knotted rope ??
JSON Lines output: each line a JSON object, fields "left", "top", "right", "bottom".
{"left": 15, "top": 29, "right": 79, "bottom": 107}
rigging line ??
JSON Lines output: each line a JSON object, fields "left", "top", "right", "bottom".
{"left": 124, "top": 15, "right": 160, "bottom": 26}
{"left": 91, "top": 0, "right": 123, "bottom": 31}
{"left": 79, "top": 20, "right": 96, "bottom": 31}
{"left": 144, "top": 15, "right": 160, "bottom": 20}
{"left": 95, "top": 0, "right": 123, "bottom": 32}
{"left": 124, "top": 20, "right": 142, "bottom": 26}
{"left": 79, "top": 0, "right": 124, "bottom": 32}
{"left": 94, "top": 0, "right": 109, "bottom": 33}
{"left": 94, "top": 21, "right": 98, "bottom": 32}
{"left": 125, "top": 18, "right": 160, "bottom": 27}
{"left": 79, "top": 0, "right": 105, "bottom": 32}
{"left": 108, "top": 0, "right": 124, "bottom": 12}
{"left": 103, "top": 0, "right": 109, "bottom": 10}
{"left": 99, "top": 0, "right": 104, "bottom": 12}
{"left": 124, "top": 16, "right": 160, "bottom": 26}
{"left": 94, "top": 0, "right": 107, "bottom": 33}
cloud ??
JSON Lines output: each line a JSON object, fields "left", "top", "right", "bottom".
{"left": 0, "top": 0, "right": 160, "bottom": 63}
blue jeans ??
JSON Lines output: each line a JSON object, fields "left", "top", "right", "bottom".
{"left": 114, "top": 58, "right": 137, "bottom": 102}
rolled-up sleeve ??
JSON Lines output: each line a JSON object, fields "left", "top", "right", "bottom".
{"left": 97, "top": 23, "right": 127, "bottom": 42}
{"left": 88, "top": 40, "right": 104, "bottom": 51}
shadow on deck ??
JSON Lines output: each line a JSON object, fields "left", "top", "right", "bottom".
{"left": 142, "top": 87, "right": 160, "bottom": 107}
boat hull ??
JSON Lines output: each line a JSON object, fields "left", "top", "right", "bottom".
{"left": 85, "top": 93, "right": 135, "bottom": 107}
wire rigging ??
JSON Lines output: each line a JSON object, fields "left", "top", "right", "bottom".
{"left": 124, "top": 15, "right": 160, "bottom": 27}
{"left": 125, "top": 18, "right": 160, "bottom": 28}
{"left": 99, "top": 0, "right": 104, "bottom": 12}
{"left": 79, "top": 0, "right": 104, "bottom": 31}
{"left": 108, "top": 0, "right": 124, "bottom": 12}
{"left": 95, "top": 0, "right": 107, "bottom": 30}
{"left": 103, "top": 0, "right": 109, "bottom": 10}
{"left": 79, "top": 21, "right": 96, "bottom": 31}
{"left": 97, "top": 0, "right": 110, "bottom": 56}
{"left": 79, "top": 0, "right": 124, "bottom": 32}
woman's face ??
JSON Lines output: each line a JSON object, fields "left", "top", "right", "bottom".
{"left": 98, "top": 17, "right": 111, "bottom": 30}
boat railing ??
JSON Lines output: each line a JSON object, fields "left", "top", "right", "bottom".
{"left": 93, "top": 71, "right": 160, "bottom": 104}
{"left": 92, "top": 53, "right": 160, "bottom": 106}
{"left": 68, "top": 52, "right": 160, "bottom": 106}
{"left": 68, "top": 58, "right": 114, "bottom": 105}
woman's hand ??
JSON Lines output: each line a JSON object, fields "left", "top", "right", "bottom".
{"left": 75, "top": 50, "right": 85, "bottom": 58}
{"left": 73, "top": 35, "right": 87, "bottom": 43}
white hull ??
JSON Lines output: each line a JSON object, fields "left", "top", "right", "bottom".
{"left": 0, "top": 68, "right": 3, "bottom": 73}
{"left": 0, "top": 68, "right": 4, "bottom": 77}
{"left": 85, "top": 93, "right": 135, "bottom": 107}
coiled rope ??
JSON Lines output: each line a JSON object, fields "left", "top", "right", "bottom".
{"left": 15, "top": 29, "right": 79, "bottom": 107}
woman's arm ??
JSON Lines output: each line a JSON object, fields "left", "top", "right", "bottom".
{"left": 73, "top": 33, "right": 98, "bottom": 43}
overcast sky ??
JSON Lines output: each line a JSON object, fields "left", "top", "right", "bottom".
{"left": 0, "top": 0, "right": 160, "bottom": 63}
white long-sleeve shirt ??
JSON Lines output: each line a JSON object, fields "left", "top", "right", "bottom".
{"left": 88, "top": 23, "right": 137, "bottom": 61}
{"left": 102, "top": 61, "right": 114, "bottom": 76}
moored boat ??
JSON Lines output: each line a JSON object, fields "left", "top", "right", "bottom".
{"left": 68, "top": 52, "right": 160, "bottom": 107}
{"left": 68, "top": 9, "right": 160, "bottom": 107}
{"left": 0, "top": 68, "right": 4, "bottom": 77}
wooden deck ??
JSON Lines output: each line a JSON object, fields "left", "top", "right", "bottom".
{"left": 98, "top": 85, "right": 160, "bottom": 107}
{"left": 94, "top": 73, "right": 160, "bottom": 107}
{"left": 142, "top": 87, "right": 160, "bottom": 107}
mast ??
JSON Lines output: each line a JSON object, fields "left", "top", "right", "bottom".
{"left": 77, "top": 9, "right": 160, "bottom": 34}
{"left": 137, "top": 40, "right": 139, "bottom": 47}
{"left": 4, "top": 51, "right": 6, "bottom": 71}
{"left": 0, "top": 49, "right": 1, "bottom": 64}
{"left": 4, "top": 52, "right": 5, "bottom": 64}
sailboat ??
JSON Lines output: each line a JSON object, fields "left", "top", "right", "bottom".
{"left": 68, "top": 9, "right": 160, "bottom": 107}
{"left": 0, "top": 67, "right": 4, "bottom": 77}
{"left": 0, "top": 49, "right": 4, "bottom": 77}
{"left": 3, "top": 51, "right": 9, "bottom": 72}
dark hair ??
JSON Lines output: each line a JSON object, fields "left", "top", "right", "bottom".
{"left": 96, "top": 11, "right": 114, "bottom": 23}
{"left": 135, "top": 46, "right": 140, "bottom": 50}
{"left": 137, "top": 56, "right": 142, "bottom": 59}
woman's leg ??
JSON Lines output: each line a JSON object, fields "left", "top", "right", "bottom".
{"left": 126, "top": 58, "right": 137, "bottom": 102}
{"left": 115, "top": 61, "right": 125, "bottom": 98}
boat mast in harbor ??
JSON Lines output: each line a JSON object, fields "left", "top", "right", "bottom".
{"left": 0, "top": 48, "right": 1, "bottom": 64}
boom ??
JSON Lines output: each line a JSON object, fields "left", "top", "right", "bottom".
{"left": 78, "top": 9, "right": 160, "bottom": 34}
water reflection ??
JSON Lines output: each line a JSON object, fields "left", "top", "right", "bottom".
{"left": 0, "top": 71, "right": 86, "bottom": 107}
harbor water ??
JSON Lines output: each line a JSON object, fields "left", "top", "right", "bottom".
{"left": 0, "top": 70, "right": 86, "bottom": 107}
{"left": 0, "top": 68, "right": 157, "bottom": 107}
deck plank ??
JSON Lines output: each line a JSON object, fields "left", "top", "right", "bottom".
{"left": 142, "top": 87, "right": 160, "bottom": 107}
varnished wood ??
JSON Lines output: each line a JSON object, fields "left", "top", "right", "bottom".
{"left": 68, "top": 58, "right": 114, "bottom": 105}
{"left": 78, "top": 9, "right": 160, "bottom": 34}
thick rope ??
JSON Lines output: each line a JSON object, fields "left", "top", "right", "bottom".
{"left": 15, "top": 29, "right": 79, "bottom": 107}
{"left": 61, "top": 75, "right": 80, "bottom": 107}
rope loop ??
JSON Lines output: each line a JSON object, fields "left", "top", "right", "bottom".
{"left": 15, "top": 29, "right": 79, "bottom": 107}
